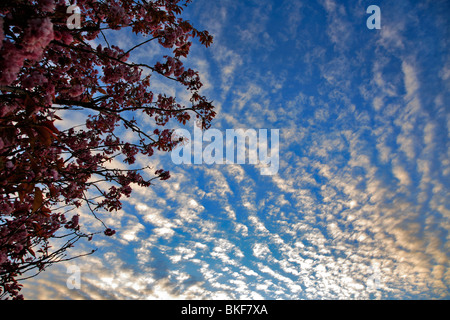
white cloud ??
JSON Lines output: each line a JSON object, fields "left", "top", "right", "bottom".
{"left": 392, "top": 161, "right": 412, "bottom": 186}
{"left": 18, "top": 0, "right": 450, "bottom": 301}
{"left": 252, "top": 243, "right": 271, "bottom": 258}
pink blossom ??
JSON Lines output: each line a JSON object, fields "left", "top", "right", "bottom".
{"left": 68, "top": 84, "right": 84, "bottom": 97}
{"left": 39, "top": 0, "right": 56, "bottom": 12}
{"left": 124, "top": 66, "right": 141, "bottom": 83}
{"left": 0, "top": 42, "right": 27, "bottom": 85}
{"left": 14, "top": 244, "right": 23, "bottom": 254}
{"left": 0, "top": 17, "right": 4, "bottom": 49}
{"left": 61, "top": 31, "right": 73, "bottom": 45}
{"left": 0, "top": 252, "right": 7, "bottom": 265}
{"left": 43, "top": 82, "right": 56, "bottom": 105}
{"left": 50, "top": 169, "right": 59, "bottom": 179}
{"left": 23, "top": 18, "right": 55, "bottom": 61}
{"left": 102, "top": 66, "right": 122, "bottom": 83}
{"left": 104, "top": 228, "right": 116, "bottom": 236}
{"left": 65, "top": 214, "right": 79, "bottom": 230}
{"left": 22, "top": 71, "right": 48, "bottom": 89}
{"left": 109, "top": 5, "right": 130, "bottom": 27}
{"left": 0, "top": 202, "right": 12, "bottom": 216}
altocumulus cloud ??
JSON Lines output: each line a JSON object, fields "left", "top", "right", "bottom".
{"left": 21, "top": 0, "right": 449, "bottom": 299}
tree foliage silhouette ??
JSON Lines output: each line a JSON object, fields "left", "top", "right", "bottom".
{"left": 0, "top": 0, "right": 214, "bottom": 299}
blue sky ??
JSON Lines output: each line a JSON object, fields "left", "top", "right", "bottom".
{"left": 21, "top": 0, "right": 449, "bottom": 299}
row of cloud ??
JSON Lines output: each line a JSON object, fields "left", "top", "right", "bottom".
{"left": 21, "top": 0, "right": 448, "bottom": 299}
